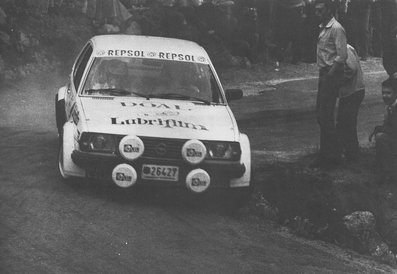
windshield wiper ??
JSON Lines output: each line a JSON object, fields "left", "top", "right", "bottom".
{"left": 85, "top": 88, "right": 146, "bottom": 97}
{"left": 148, "top": 93, "right": 212, "bottom": 105}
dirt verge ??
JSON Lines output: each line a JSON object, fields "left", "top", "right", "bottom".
{"left": 240, "top": 149, "right": 397, "bottom": 266}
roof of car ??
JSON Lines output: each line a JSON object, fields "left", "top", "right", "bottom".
{"left": 89, "top": 35, "right": 210, "bottom": 64}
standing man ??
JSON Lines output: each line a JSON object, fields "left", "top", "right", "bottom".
{"left": 337, "top": 45, "right": 365, "bottom": 161}
{"left": 369, "top": 78, "right": 397, "bottom": 184}
{"left": 273, "top": 0, "right": 306, "bottom": 64}
{"left": 380, "top": 0, "right": 397, "bottom": 79}
{"left": 311, "top": 0, "right": 348, "bottom": 168}
{"left": 345, "top": 0, "right": 371, "bottom": 60}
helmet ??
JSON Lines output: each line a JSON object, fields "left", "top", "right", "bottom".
{"left": 101, "top": 59, "right": 128, "bottom": 88}
{"left": 105, "top": 59, "right": 128, "bottom": 76}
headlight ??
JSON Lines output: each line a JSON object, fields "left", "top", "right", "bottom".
{"left": 205, "top": 142, "right": 241, "bottom": 161}
{"left": 79, "top": 133, "right": 116, "bottom": 153}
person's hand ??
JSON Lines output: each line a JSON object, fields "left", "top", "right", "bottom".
{"left": 368, "top": 131, "right": 375, "bottom": 142}
{"left": 369, "top": 125, "right": 383, "bottom": 142}
{"left": 320, "top": 73, "right": 331, "bottom": 83}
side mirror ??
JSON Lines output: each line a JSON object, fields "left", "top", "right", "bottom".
{"left": 225, "top": 89, "right": 243, "bottom": 102}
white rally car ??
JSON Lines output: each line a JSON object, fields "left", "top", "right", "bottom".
{"left": 56, "top": 35, "right": 251, "bottom": 194}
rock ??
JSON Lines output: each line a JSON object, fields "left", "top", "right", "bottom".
{"left": 343, "top": 211, "right": 375, "bottom": 234}
{"left": 289, "top": 216, "right": 316, "bottom": 239}
{"left": 239, "top": 191, "right": 279, "bottom": 222}
{"left": 0, "top": 31, "right": 11, "bottom": 46}
{"left": 343, "top": 211, "right": 396, "bottom": 265}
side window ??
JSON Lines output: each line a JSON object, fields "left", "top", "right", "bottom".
{"left": 73, "top": 44, "right": 93, "bottom": 91}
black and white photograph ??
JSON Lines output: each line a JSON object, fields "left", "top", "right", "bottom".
{"left": 1, "top": 0, "right": 397, "bottom": 272}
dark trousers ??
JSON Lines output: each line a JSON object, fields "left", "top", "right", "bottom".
{"left": 347, "top": 7, "right": 371, "bottom": 59}
{"left": 274, "top": 6, "right": 303, "bottom": 63}
{"left": 316, "top": 67, "right": 343, "bottom": 161}
{"left": 336, "top": 89, "right": 365, "bottom": 159}
{"left": 375, "top": 132, "right": 397, "bottom": 179}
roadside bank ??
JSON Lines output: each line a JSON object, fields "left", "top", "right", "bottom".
{"left": 220, "top": 59, "right": 397, "bottom": 266}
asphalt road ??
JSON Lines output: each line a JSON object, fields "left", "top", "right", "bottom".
{"left": 0, "top": 72, "right": 393, "bottom": 273}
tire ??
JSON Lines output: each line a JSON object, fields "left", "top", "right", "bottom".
{"left": 55, "top": 94, "right": 66, "bottom": 137}
{"left": 57, "top": 138, "right": 73, "bottom": 181}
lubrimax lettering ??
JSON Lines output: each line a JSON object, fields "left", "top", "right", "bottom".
{"left": 111, "top": 117, "right": 208, "bottom": 131}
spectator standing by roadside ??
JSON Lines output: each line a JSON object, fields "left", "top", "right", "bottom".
{"left": 311, "top": 0, "right": 348, "bottom": 168}
{"left": 337, "top": 44, "right": 365, "bottom": 161}
{"left": 369, "top": 78, "right": 397, "bottom": 184}
{"left": 273, "top": 0, "right": 305, "bottom": 64}
{"left": 302, "top": 0, "right": 319, "bottom": 63}
{"left": 256, "top": 0, "right": 275, "bottom": 63}
{"left": 345, "top": 0, "right": 371, "bottom": 60}
{"left": 235, "top": 0, "right": 260, "bottom": 63}
{"left": 369, "top": 0, "right": 382, "bottom": 57}
{"left": 380, "top": 0, "right": 397, "bottom": 79}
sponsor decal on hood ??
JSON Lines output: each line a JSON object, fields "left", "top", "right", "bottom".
{"left": 111, "top": 117, "right": 208, "bottom": 131}
{"left": 120, "top": 101, "right": 192, "bottom": 111}
{"left": 79, "top": 97, "right": 237, "bottom": 141}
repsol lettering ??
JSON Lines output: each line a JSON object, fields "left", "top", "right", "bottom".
{"left": 111, "top": 117, "right": 208, "bottom": 131}
{"left": 121, "top": 102, "right": 191, "bottom": 111}
{"left": 158, "top": 52, "right": 195, "bottom": 62}
{"left": 108, "top": 50, "right": 144, "bottom": 57}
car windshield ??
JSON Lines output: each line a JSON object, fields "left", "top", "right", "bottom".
{"left": 82, "top": 57, "right": 223, "bottom": 104}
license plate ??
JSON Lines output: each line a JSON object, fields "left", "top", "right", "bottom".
{"left": 141, "top": 164, "right": 179, "bottom": 181}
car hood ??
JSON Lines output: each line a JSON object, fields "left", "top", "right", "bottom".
{"left": 79, "top": 97, "right": 238, "bottom": 141}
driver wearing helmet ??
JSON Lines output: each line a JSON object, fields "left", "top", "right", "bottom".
{"left": 93, "top": 59, "right": 129, "bottom": 89}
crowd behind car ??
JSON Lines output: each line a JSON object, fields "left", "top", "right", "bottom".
{"left": 100, "top": 0, "right": 388, "bottom": 67}
{"left": 0, "top": 0, "right": 390, "bottom": 68}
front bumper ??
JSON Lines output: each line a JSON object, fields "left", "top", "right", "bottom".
{"left": 71, "top": 150, "right": 246, "bottom": 188}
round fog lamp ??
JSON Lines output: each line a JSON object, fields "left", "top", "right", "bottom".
{"left": 119, "top": 135, "right": 144, "bottom": 161}
{"left": 181, "top": 139, "right": 206, "bottom": 165}
{"left": 112, "top": 164, "right": 137, "bottom": 188}
{"left": 185, "top": 169, "right": 211, "bottom": 193}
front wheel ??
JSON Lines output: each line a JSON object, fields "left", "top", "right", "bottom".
{"left": 58, "top": 139, "right": 70, "bottom": 180}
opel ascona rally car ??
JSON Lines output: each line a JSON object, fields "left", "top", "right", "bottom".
{"left": 56, "top": 35, "right": 251, "bottom": 194}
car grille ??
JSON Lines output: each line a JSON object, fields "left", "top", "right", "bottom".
{"left": 117, "top": 136, "right": 186, "bottom": 160}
